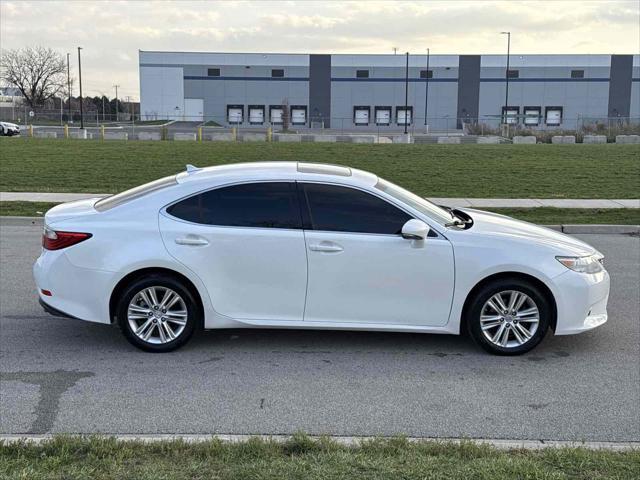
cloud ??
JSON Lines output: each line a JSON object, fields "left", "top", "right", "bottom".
{"left": 1, "top": 0, "right": 638, "bottom": 100}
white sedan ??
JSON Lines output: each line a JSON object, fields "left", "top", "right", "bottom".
{"left": 0, "top": 121, "right": 20, "bottom": 136}
{"left": 34, "top": 162, "right": 610, "bottom": 355}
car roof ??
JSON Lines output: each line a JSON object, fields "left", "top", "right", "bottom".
{"left": 175, "top": 161, "right": 378, "bottom": 188}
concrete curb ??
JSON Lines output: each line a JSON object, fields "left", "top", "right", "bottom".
{"left": 1, "top": 216, "right": 637, "bottom": 234}
{"left": 0, "top": 434, "right": 637, "bottom": 451}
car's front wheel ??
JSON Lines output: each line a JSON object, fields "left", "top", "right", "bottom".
{"left": 116, "top": 275, "right": 198, "bottom": 352}
{"left": 466, "top": 278, "right": 551, "bottom": 355}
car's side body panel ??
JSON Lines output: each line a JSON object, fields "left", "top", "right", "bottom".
{"left": 303, "top": 230, "right": 455, "bottom": 326}
{"left": 159, "top": 215, "right": 308, "bottom": 322}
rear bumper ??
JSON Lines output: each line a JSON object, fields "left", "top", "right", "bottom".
{"left": 33, "top": 249, "right": 115, "bottom": 324}
{"left": 39, "top": 297, "right": 77, "bottom": 319}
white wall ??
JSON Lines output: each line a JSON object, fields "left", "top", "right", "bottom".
{"left": 139, "top": 66, "right": 184, "bottom": 120}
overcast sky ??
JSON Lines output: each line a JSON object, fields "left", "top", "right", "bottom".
{"left": 1, "top": 0, "right": 638, "bottom": 100}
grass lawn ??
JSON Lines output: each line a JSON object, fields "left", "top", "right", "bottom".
{"left": 1, "top": 435, "right": 638, "bottom": 480}
{"left": 2, "top": 201, "right": 638, "bottom": 225}
{"left": 0, "top": 138, "right": 638, "bottom": 198}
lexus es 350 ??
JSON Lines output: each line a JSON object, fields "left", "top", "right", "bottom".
{"left": 34, "top": 162, "right": 609, "bottom": 355}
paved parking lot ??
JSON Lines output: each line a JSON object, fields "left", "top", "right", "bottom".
{"left": 1, "top": 224, "right": 638, "bottom": 440}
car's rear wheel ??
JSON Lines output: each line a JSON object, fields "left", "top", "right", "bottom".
{"left": 116, "top": 275, "right": 198, "bottom": 352}
{"left": 466, "top": 278, "right": 551, "bottom": 355}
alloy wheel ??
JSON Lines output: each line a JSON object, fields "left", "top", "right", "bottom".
{"left": 479, "top": 290, "right": 539, "bottom": 348}
{"left": 127, "top": 286, "right": 188, "bottom": 344}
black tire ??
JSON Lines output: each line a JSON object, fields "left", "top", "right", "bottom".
{"left": 116, "top": 274, "right": 199, "bottom": 352}
{"left": 466, "top": 277, "right": 551, "bottom": 355}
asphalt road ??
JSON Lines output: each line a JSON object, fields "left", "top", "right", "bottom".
{"left": 1, "top": 225, "right": 638, "bottom": 441}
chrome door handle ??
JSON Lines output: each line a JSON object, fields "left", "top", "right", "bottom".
{"left": 175, "top": 236, "right": 209, "bottom": 246}
{"left": 309, "top": 242, "right": 343, "bottom": 253}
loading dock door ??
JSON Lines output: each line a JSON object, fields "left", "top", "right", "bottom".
{"left": 354, "top": 107, "right": 370, "bottom": 125}
{"left": 227, "top": 106, "right": 243, "bottom": 124}
{"left": 270, "top": 107, "right": 283, "bottom": 124}
{"left": 249, "top": 106, "right": 265, "bottom": 125}
{"left": 291, "top": 107, "right": 307, "bottom": 125}
{"left": 545, "top": 107, "right": 562, "bottom": 126}
{"left": 375, "top": 108, "right": 391, "bottom": 125}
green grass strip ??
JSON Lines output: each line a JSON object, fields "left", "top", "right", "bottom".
{"left": 1, "top": 435, "right": 638, "bottom": 480}
{"left": 1, "top": 138, "right": 638, "bottom": 198}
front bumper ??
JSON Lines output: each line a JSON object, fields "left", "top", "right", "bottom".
{"left": 553, "top": 268, "right": 610, "bottom": 335}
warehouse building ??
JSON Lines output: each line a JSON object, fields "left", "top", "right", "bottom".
{"left": 139, "top": 51, "right": 639, "bottom": 131}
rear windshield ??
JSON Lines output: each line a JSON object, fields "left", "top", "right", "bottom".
{"left": 94, "top": 175, "right": 177, "bottom": 212}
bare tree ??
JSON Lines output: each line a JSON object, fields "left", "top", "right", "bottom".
{"left": 281, "top": 98, "right": 290, "bottom": 132}
{"left": 0, "top": 46, "right": 67, "bottom": 108}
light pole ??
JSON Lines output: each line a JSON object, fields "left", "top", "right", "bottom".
{"left": 403, "top": 52, "right": 409, "bottom": 135}
{"left": 113, "top": 85, "right": 120, "bottom": 122}
{"left": 66, "top": 53, "right": 71, "bottom": 122}
{"left": 500, "top": 31, "right": 511, "bottom": 124}
{"left": 424, "top": 48, "right": 430, "bottom": 127}
{"left": 77, "top": 47, "right": 84, "bottom": 129}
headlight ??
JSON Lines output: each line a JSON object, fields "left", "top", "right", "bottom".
{"left": 556, "top": 254, "right": 604, "bottom": 274}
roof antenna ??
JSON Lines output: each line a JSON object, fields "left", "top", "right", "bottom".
{"left": 185, "top": 164, "right": 200, "bottom": 174}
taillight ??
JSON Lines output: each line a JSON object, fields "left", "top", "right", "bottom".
{"left": 42, "top": 227, "right": 92, "bottom": 250}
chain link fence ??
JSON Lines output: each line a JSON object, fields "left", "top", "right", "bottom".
{"left": 3, "top": 106, "right": 639, "bottom": 143}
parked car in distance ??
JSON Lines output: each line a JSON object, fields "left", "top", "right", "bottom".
{"left": 0, "top": 121, "right": 20, "bottom": 136}
{"left": 34, "top": 162, "right": 610, "bottom": 355}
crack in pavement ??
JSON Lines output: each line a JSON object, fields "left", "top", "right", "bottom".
{"left": 1, "top": 370, "right": 94, "bottom": 434}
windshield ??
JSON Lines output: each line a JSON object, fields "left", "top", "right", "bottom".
{"left": 94, "top": 175, "right": 177, "bottom": 212}
{"left": 374, "top": 178, "right": 455, "bottom": 226}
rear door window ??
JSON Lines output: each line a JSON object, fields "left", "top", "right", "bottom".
{"left": 167, "top": 182, "right": 301, "bottom": 229}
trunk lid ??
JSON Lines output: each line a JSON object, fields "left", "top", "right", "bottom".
{"left": 44, "top": 198, "right": 101, "bottom": 225}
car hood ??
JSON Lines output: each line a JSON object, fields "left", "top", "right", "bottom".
{"left": 459, "top": 208, "right": 597, "bottom": 256}
{"left": 0, "top": 122, "right": 19, "bottom": 128}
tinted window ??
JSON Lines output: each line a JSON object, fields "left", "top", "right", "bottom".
{"left": 356, "top": 69, "right": 369, "bottom": 78}
{"left": 271, "top": 69, "right": 284, "bottom": 77}
{"left": 507, "top": 69, "right": 519, "bottom": 78}
{"left": 207, "top": 68, "right": 220, "bottom": 77}
{"left": 571, "top": 69, "right": 584, "bottom": 78}
{"left": 167, "top": 183, "right": 301, "bottom": 229}
{"left": 302, "top": 183, "right": 411, "bottom": 234}
{"left": 420, "top": 69, "right": 433, "bottom": 79}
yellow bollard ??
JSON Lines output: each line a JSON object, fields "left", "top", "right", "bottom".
{"left": 198, "top": 126, "right": 202, "bottom": 142}
{"left": 64, "top": 124, "right": 69, "bottom": 138}
{"left": 100, "top": 125, "right": 105, "bottom": 140}
{"left": 28, "top": 125, "right": 33, "bottom": 137}
{"left": 232, "top": 127, "right": 237, "bottom": 142}
{"left": 267, "top": 126, "right": 272, "bottom": 142}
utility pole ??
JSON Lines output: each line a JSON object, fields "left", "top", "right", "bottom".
{"left": 404, "top": 52, "right": 409, "bottom": 135}
{"left": 77, "top": 47, "right": 84, "bottom": 129}
{"left": 424, "top": 48, "right": 430, "bottom": 127}
{"left": 500, "top": 31, "right": 511, "bottom": 123}
{"left": 113, "top": 85, "right": 120, "bottom": 122}
{"left": 66, "top": 53, "right": 71, "bottom": 122}
{"left": 392, "top": 47, "right": 397, "bottom": 55}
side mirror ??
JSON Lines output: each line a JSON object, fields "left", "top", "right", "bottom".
{"left": 401, "top": 219, "right": 430, "bottom": 240}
